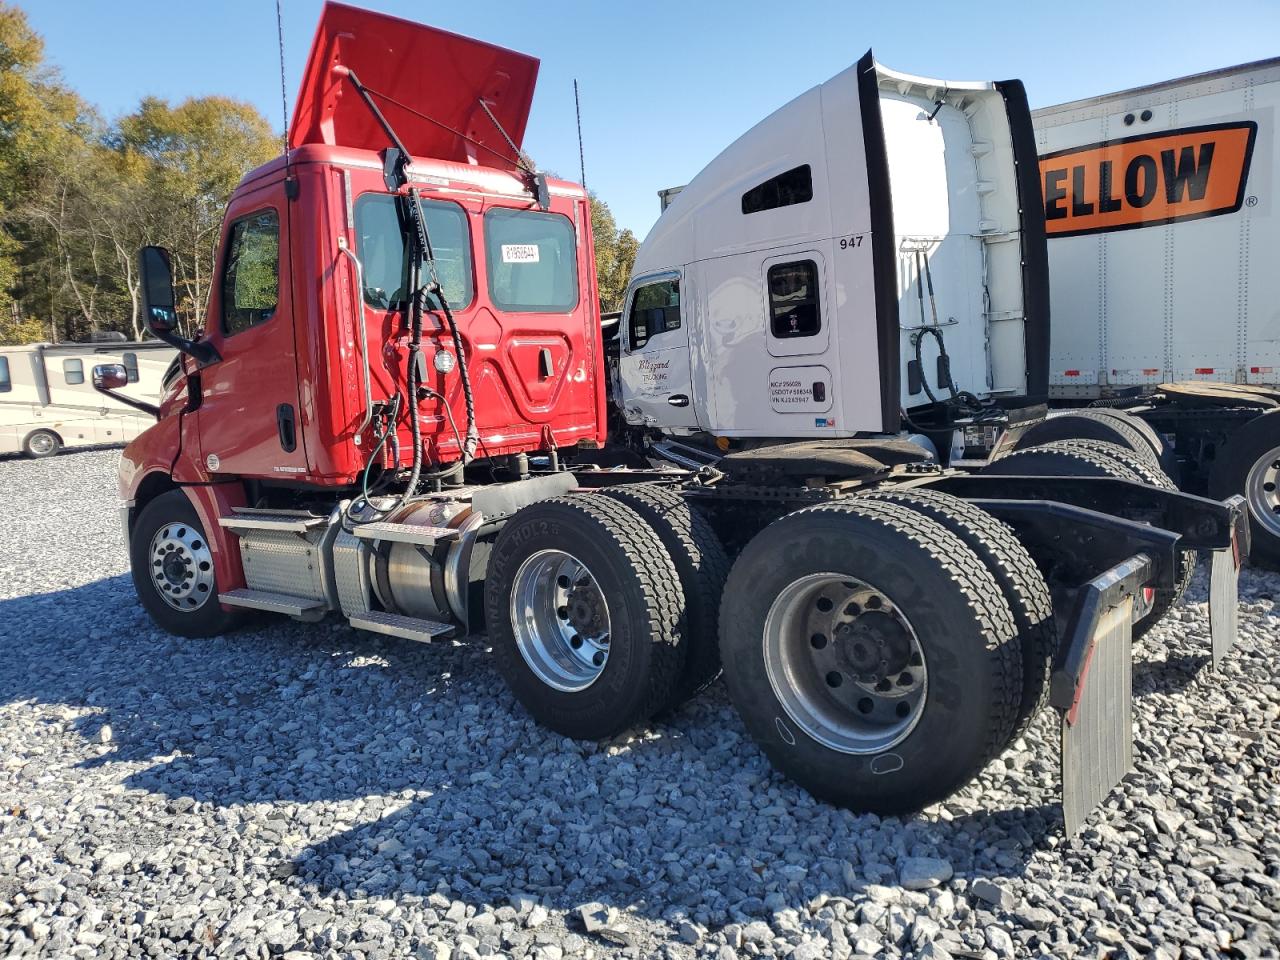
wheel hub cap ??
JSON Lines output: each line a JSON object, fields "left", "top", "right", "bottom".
{"left": 148, "top": 523, "right": 215, "bottom": 611}
{"left": 1245, "top": 445, "right": 1280, "bottom": 539}
{"left": 763, "top": 574, "right": 927, "bottom": 755}
{"left": 510, "top": 549, "right": 612, "bottom": 692}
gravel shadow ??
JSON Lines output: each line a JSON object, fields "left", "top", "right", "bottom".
{"left": 0, "top": 575, "right": 1067, "bottom": 926}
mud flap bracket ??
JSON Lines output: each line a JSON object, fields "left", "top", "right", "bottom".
{"left": 1050, "top": 553, "right": 1150, "bottom": 838}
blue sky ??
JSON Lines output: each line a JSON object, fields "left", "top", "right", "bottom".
{"left": 20, "top": 0, "right": 1280, "bottom": 237}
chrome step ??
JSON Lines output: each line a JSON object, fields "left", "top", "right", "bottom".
{"left": 348, "top": 610, "right": 455, "bottom": 642}
{"left": 220, "top": 511, "right": 327, "bottom": 534}
{"left": 350, "top": 521, "right": 460, "bottom": 547}
{"left": 219, "top": 588, "right": 327, "bottom": 618}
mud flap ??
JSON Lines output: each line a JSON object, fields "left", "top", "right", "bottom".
{"left": 1050, "top": 554, "right": 1149, "bottom": 838}
{"left": 1210, "top": 495, "right": 1248, "bottom": 670}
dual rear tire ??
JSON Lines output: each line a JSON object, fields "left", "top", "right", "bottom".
{"left": 488, "top": 488, "right": 1053, "bottom": 815}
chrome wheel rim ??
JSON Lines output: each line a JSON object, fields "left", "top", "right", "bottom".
{"left": 510, "top": 549, "right": 611, "bottom": 692}
{"left": 764, "top": 573, "right": 927, "bottom": 754}
{"left": 149, "top": 522, "right": 216, "bottom": 611}
{"left": 1246, "top": 444, "right": 1280, "bottom": 538}
{"left": 28, "top": 432, "right": 54, "bottom": 455}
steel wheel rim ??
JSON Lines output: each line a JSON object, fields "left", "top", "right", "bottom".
{"left": 764, "top": 572, "right": 927, "bottom": 754}
{"left": 28, "top": 433, "right": 54, "bottom": 455}
{"left": 1245, "top": 444, "right": 1280, "bottom": 538}
{"left": 510, "top": 549, "right": 611, "bottom": 692}
{"left": 148, "top": 522, "right": 216, "bottom": 611}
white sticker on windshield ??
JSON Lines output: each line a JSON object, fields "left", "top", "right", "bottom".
{"left": 501, "top": 243, "right": 540, "bottom": 264}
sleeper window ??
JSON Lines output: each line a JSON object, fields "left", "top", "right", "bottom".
{"left": 484, "top": 208, "right": 578, "bottom": 313}
{"left": 742, "top": 165, "right": 813, "bottom": 215}
{"left": 222, "top": 210, "right": 280, "bottom": 335}
{"left": 628, "top": 279, "right": 681, "bottom": 350}
{"left": 63, "top": 358, "right": 84, "bottom": 385}
{"left": 355, "top": 194, "right": 473, "bottom": 311}
{"left": 123, "top": 352, "right": 139, "bottom": 383}
{"left": 768, "top": 261, "right": 820, "bottom": 339}
{"left": 0, "top": 356, "right": 9, "bottom": 392}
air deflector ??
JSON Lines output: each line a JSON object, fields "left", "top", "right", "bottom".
{"left": 289, "top": 1, "right": 539, "bottom": 172}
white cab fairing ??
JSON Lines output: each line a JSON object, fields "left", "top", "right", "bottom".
{"left": 621, "top": 54, "right": 1043, "bottom": 439}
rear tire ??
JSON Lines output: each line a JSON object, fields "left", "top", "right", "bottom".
{"left": 485, "top": 494, "right": 686, "bottom": 740}
{"left": 718, "top": 499, "right": 1021, "bottom": 814}
{"left": 1083, "top": 408, "right": 1171, "bottom": 473}
{"left": 1209, "top": 409, "right": 1280, "bottom": 570}
{"left": 861, "top": 488, "right": 1056, "bottom": 746}
{"left": 130, "top": 489, "right": 241, "bottom": 638}
{"left": 986, "top": 440, "right": 1192, "bottom": 638}
{"left": 1013, "top": 411, "right": 1157, "bottom": 466}
{"left": 598, "top": 484, "right": 729, "bottom": 709}
{"left": 23, "top": 429, "right": 62, "bottom": 459}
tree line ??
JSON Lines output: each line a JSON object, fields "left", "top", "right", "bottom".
{"left": 0, "top": 4, "right": 637, "bottom": 346}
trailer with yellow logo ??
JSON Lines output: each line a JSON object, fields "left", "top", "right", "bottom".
{"left": 1033, "top": 57, "right": 1280, "bottom": 566}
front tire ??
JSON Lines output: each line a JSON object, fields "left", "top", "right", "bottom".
{"left": 485, "top": 494, "right": 686, "bottom": 740}
{"left": 718, "top": 499, "right": 1021, "bottom": 814}
{"left": 130, "top": 489, "right": 240, "bottom": 638}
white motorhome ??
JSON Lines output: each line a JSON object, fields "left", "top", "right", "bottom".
{"left": 0, "top": 339, "right": 175, "bottom": 457}
{"left": 1033, "top": 58, "right": 1280, "bottom": 565}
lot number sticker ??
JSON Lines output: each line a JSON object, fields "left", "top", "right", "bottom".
{"left": 502, "top": 244, "right": 540, "bottom": 264}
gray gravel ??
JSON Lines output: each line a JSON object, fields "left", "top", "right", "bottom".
{"left": 1, "top": 448, "right": 1278, "bottom": 959}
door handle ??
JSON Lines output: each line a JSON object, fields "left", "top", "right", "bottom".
{"left": 667, "top": 394, "right": 690, "bottom": 407}
{"left": 277, "top": 403, "right": 297, "bottom": 453}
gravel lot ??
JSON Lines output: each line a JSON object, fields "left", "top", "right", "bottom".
{"left": 1, "top": 448, "right": 1277, "bottom": 960}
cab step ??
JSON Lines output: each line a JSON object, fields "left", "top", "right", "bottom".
{"left": 219, "top": 588, "right": 327, "bottom": 619}
{"left": 350, "top": 521, "right": 460, "bottom": 547}
{"left": 347, "top": 610, "right": 455, "bottom": 642}
{"left": 220, "top": 510, "right": 327, "bottom": 534}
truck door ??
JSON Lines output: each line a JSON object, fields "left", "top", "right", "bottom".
{"left": 619, "top": 272, "right": 699, "bottom": 430}
{"left": 194, "top": 185, "right": 305, "bottom": 478}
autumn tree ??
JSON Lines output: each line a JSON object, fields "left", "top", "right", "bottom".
{"left": 590, "top": 194, "right": 638, "bottom": 313}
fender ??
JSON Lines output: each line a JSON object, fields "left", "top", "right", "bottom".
{"left": 180, "top": 481, "right": 249, "bottom": 604}
{"left": 119, "top": 412, "right": 248, "bottom": 604}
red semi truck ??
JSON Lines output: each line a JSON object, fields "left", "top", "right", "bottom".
{"left": 94, "top": 2, "right": 1247, "bottom": 834}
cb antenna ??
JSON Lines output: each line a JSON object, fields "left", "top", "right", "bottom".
{"left": 573, "top": 79, "right": 587, "bottom": 192}
{"left": 276, "top": 0, "right": 290, "bottom": 162}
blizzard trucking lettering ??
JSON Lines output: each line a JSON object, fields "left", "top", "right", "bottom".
{"left": 1039, "top": 122, "right": 1256, "bottom": 236}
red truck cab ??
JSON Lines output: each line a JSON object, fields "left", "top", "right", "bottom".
{"left": 122, "top": 1, "right": 605, "bottom": 508}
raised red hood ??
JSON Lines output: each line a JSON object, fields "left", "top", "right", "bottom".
{"left": 289, "top": 2, "right": 539, "bottom": 172}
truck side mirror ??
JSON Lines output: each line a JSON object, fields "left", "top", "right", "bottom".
{"left": 140, "top": 245, "right": 177, "bottom": 334}
{"left": 92, "top": 363, "right": 160, "bottom": 418}
{"left": 138, "top": 245, "right": 220, "bottom": 365}
{"left": 92, "top": 363, "right": 129, "bottom": 390}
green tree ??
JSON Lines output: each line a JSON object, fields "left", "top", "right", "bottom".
{"left": 115, "top": 96, "right": 279, "bottom": 332}
{"left": 0, "top": 2, "right": 100, "bottom": 342}
{"left": 590, "top": 194, "right": 638, "bottom": 313}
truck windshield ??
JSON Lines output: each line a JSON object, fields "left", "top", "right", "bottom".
{"left": 355, "top": 194, "right": 473, "bottom": 310}
{"left": 484, "top": 208, "right": 578, "bottom": 312}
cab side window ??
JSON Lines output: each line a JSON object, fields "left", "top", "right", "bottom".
{"left": 628, "top": 279, "right": 681, "bottom": 350}
{"left": 0, "top": 356, "right": 10, "bottom": 393}
{"left": 768, "top": 260, "right": 820, "bottom": 338}
{"left": 122, "top": 352, "right": 139, "bottom": 383}
{"left": 222, "top": 210, "right": 280, "bottom": 335}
